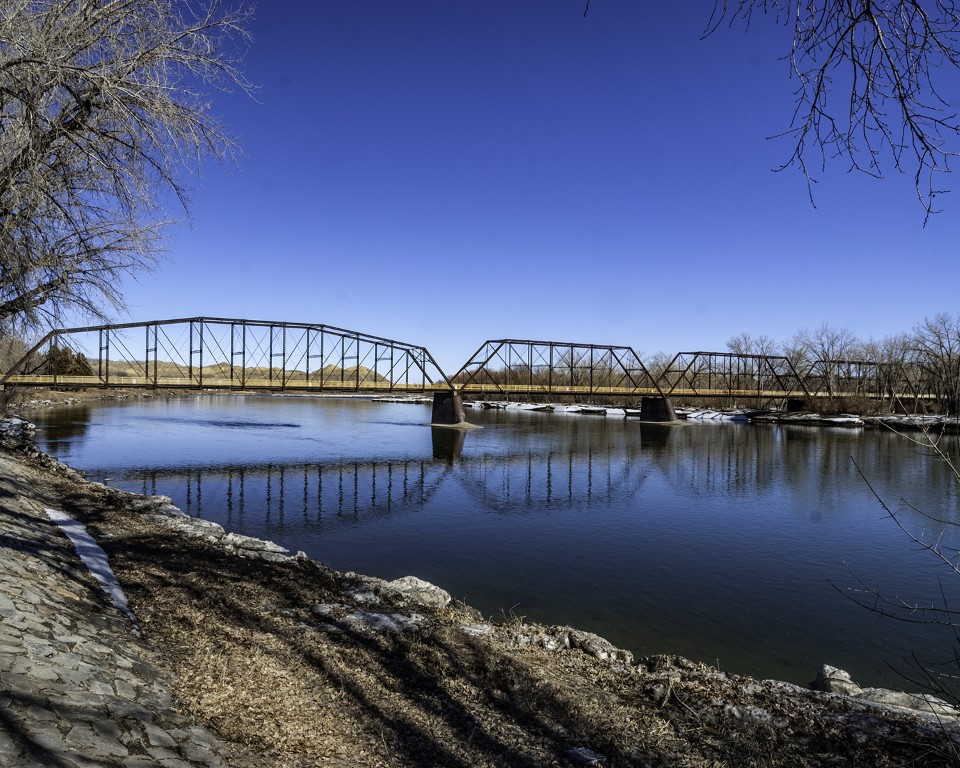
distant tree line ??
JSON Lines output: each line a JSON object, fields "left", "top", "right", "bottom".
{"left": 706, "top": 315, "right": 960, "bottom": 415}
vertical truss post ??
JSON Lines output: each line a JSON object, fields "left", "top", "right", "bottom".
{"left": 242, "top": 322, "right": 247, "bottom": 388}
{"left": 198, "top": 321, "right": 204, "bottom": 387}
{"left": 229, "top": 321, "right": 244, "bottom": 389}
{"left": 528, "top": 345, "right": 533, "bottom": 392}
{"left": 305, "top": 328, "right": 313, "bottom": 383}
{"left": 268, "top": 325, "right": 275, "bottom": 386}
{"left": 146, "top": 324, "right": 158, "bottom": 387}
{"left": 281, "top": 326, "right": 287, "bottom": 390}
{"left": 188, "top": 322, "right": 193, "bottom": 384}
{"left": 549, "top": 344, "right": 554, "bottom": 392}
{"left": 188, "top": 321, "right": 197, "bottom": 385}
{"left": 47, "top": 334, "right": 59, "bottom": 386}
{"left": 589, "top": 346, "right": 595, "bottom": 394}
{"left": 229, "top": 322, "right": 236, "bottom": 387}
{"left": 99, "top": 329, "right": 110, "bottom": 386}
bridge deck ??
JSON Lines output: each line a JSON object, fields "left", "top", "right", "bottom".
{"left": 459, "top": 384, "right": 835, "bottom": 399}
{"left": 5, "top": 375, "right": 886, "bottom": 400}
{"left": 3, "top": 375, "right": 444, "bottom": 393}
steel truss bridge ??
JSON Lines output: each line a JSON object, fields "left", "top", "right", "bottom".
{"left": 0, "top": 317, "right": 937, "bottom": 405}
{"left": 1, "top": 318, "right": 447, "bottom": 394}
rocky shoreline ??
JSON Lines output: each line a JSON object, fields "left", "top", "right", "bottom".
{"left": 2, "top": 412, "right": 960, "bottom": 765}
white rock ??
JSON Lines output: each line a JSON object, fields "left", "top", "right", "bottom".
{"left": 459, "top": 623, "right": 494, "bottom": 637}
{"left": 222, "top": 531, "right": 288, "bottom": 553}
{"left": 568, "top": 630, "right": 634, "bottom": 665}
{"left": 857, "top": 688, "right": 960, "bottom": 718}
{"left": 343, "top": 610, "right": 422, "bottom": 634}
{"left": 386, "top": 575, "right": 452, "bottom": 609}
{"left": 813, "top": 665, "right": 863, "bottom": 696}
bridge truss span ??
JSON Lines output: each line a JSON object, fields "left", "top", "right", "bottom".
{"left": 451, "top": 339, "right": 665, "bottom": 400}
{"left": 805, "top": 359, "right": 890, "bottom": 400}
{"left": 660, "top": 352, "right": 811, "bottom": 400}
{"left": 1, "top": 317, "right": 451, "bottom": 394}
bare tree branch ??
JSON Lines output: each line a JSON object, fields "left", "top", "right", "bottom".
{"left": 709, "top": 1, "right": 960, "bottom": 219}
{"left": 0, "top": 0, "right": 253, "bottom": 333}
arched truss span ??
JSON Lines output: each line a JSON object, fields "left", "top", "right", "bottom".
{"left": 2, "top": 317, "right": 451, "bottom": 393}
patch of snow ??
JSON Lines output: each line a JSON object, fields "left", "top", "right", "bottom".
{"left": 45, "top": 508, "right": 137, "bottom": 625}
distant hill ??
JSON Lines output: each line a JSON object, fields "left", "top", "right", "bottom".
{"left": 107, "top": 360, "right": 391, "bottom": 385}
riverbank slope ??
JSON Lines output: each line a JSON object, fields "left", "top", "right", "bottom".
{"left": 1, "top": 420, "right": 958, "bottom": 766}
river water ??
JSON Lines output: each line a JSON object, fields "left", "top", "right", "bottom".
{"left": 32, "top": 394, "right": 960, "bottom": 692}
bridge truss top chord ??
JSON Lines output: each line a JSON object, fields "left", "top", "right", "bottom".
{"left": 1, "top": 317, "right": 452, "bottom": 394}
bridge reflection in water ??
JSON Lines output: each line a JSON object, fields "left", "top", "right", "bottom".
{"left": 130, "top": 431, "right": 651, "bottom": 534}
{"left": 457, "top": 445, "right": 648, "bottom": 513}
{"left": 136, "top": 458, "right": 447, "bottom": 532}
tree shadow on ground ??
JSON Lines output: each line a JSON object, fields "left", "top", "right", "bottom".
{"left": 89, "top": 523, "right": 654, "bottom": 767}
{"left": 46, "top": 479, "right": 960, "bottom": 768}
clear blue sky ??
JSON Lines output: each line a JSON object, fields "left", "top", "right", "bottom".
{"left": 115, "top": 1, "right": 960, "bottom": 374}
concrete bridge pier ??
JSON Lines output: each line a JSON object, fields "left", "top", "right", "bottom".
{"left": 638, "top": 396, "right": 678, "bottom": 422}
{"left": 431, "top": 391, "right": 467, "bottom": 426}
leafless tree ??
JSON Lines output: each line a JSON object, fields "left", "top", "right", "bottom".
{"left": 782, "top": 329, "right": 813, "bottom": 371}
{"left": 0, "top": 327, "right": 27, "bottom": 373}
{"left": 726, "top": 332, "right": 755, "bottom": 357}
{"left": 752, "top": 333, "right": 780, "bottom": 357}
{"left": 812, "top": 323, "right": 860, "bottom": 360}
{"left": 785, "top": 324, "right": 860, "bottom": 400}
{"left": 708, "top": 1, "right": 960, "bottom": 219}
{"left": 726, "top": 331, "right": 780, "bottom": 357}
{"left": 912, "top": 313, "right": 960, "bottom": 415}
{"left": 643, "top": 350, "right": 673, "bottom": 383}
{"left": 860, "top": 333, "right": 919, "bottom": 411}
{"left": 0, "top": 0, "right": 252, "bottom": 333}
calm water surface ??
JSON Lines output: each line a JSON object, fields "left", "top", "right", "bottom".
{"left": 33, "top": 394, "right": 960, "bottom": 691}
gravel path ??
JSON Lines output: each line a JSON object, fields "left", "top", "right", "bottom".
{"left": 0, "top": 457, "right": 236, "bottom": 768}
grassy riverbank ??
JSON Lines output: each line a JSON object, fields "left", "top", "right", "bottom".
{"left": 1, "top": 414, "right": 958, "bottom": 766}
